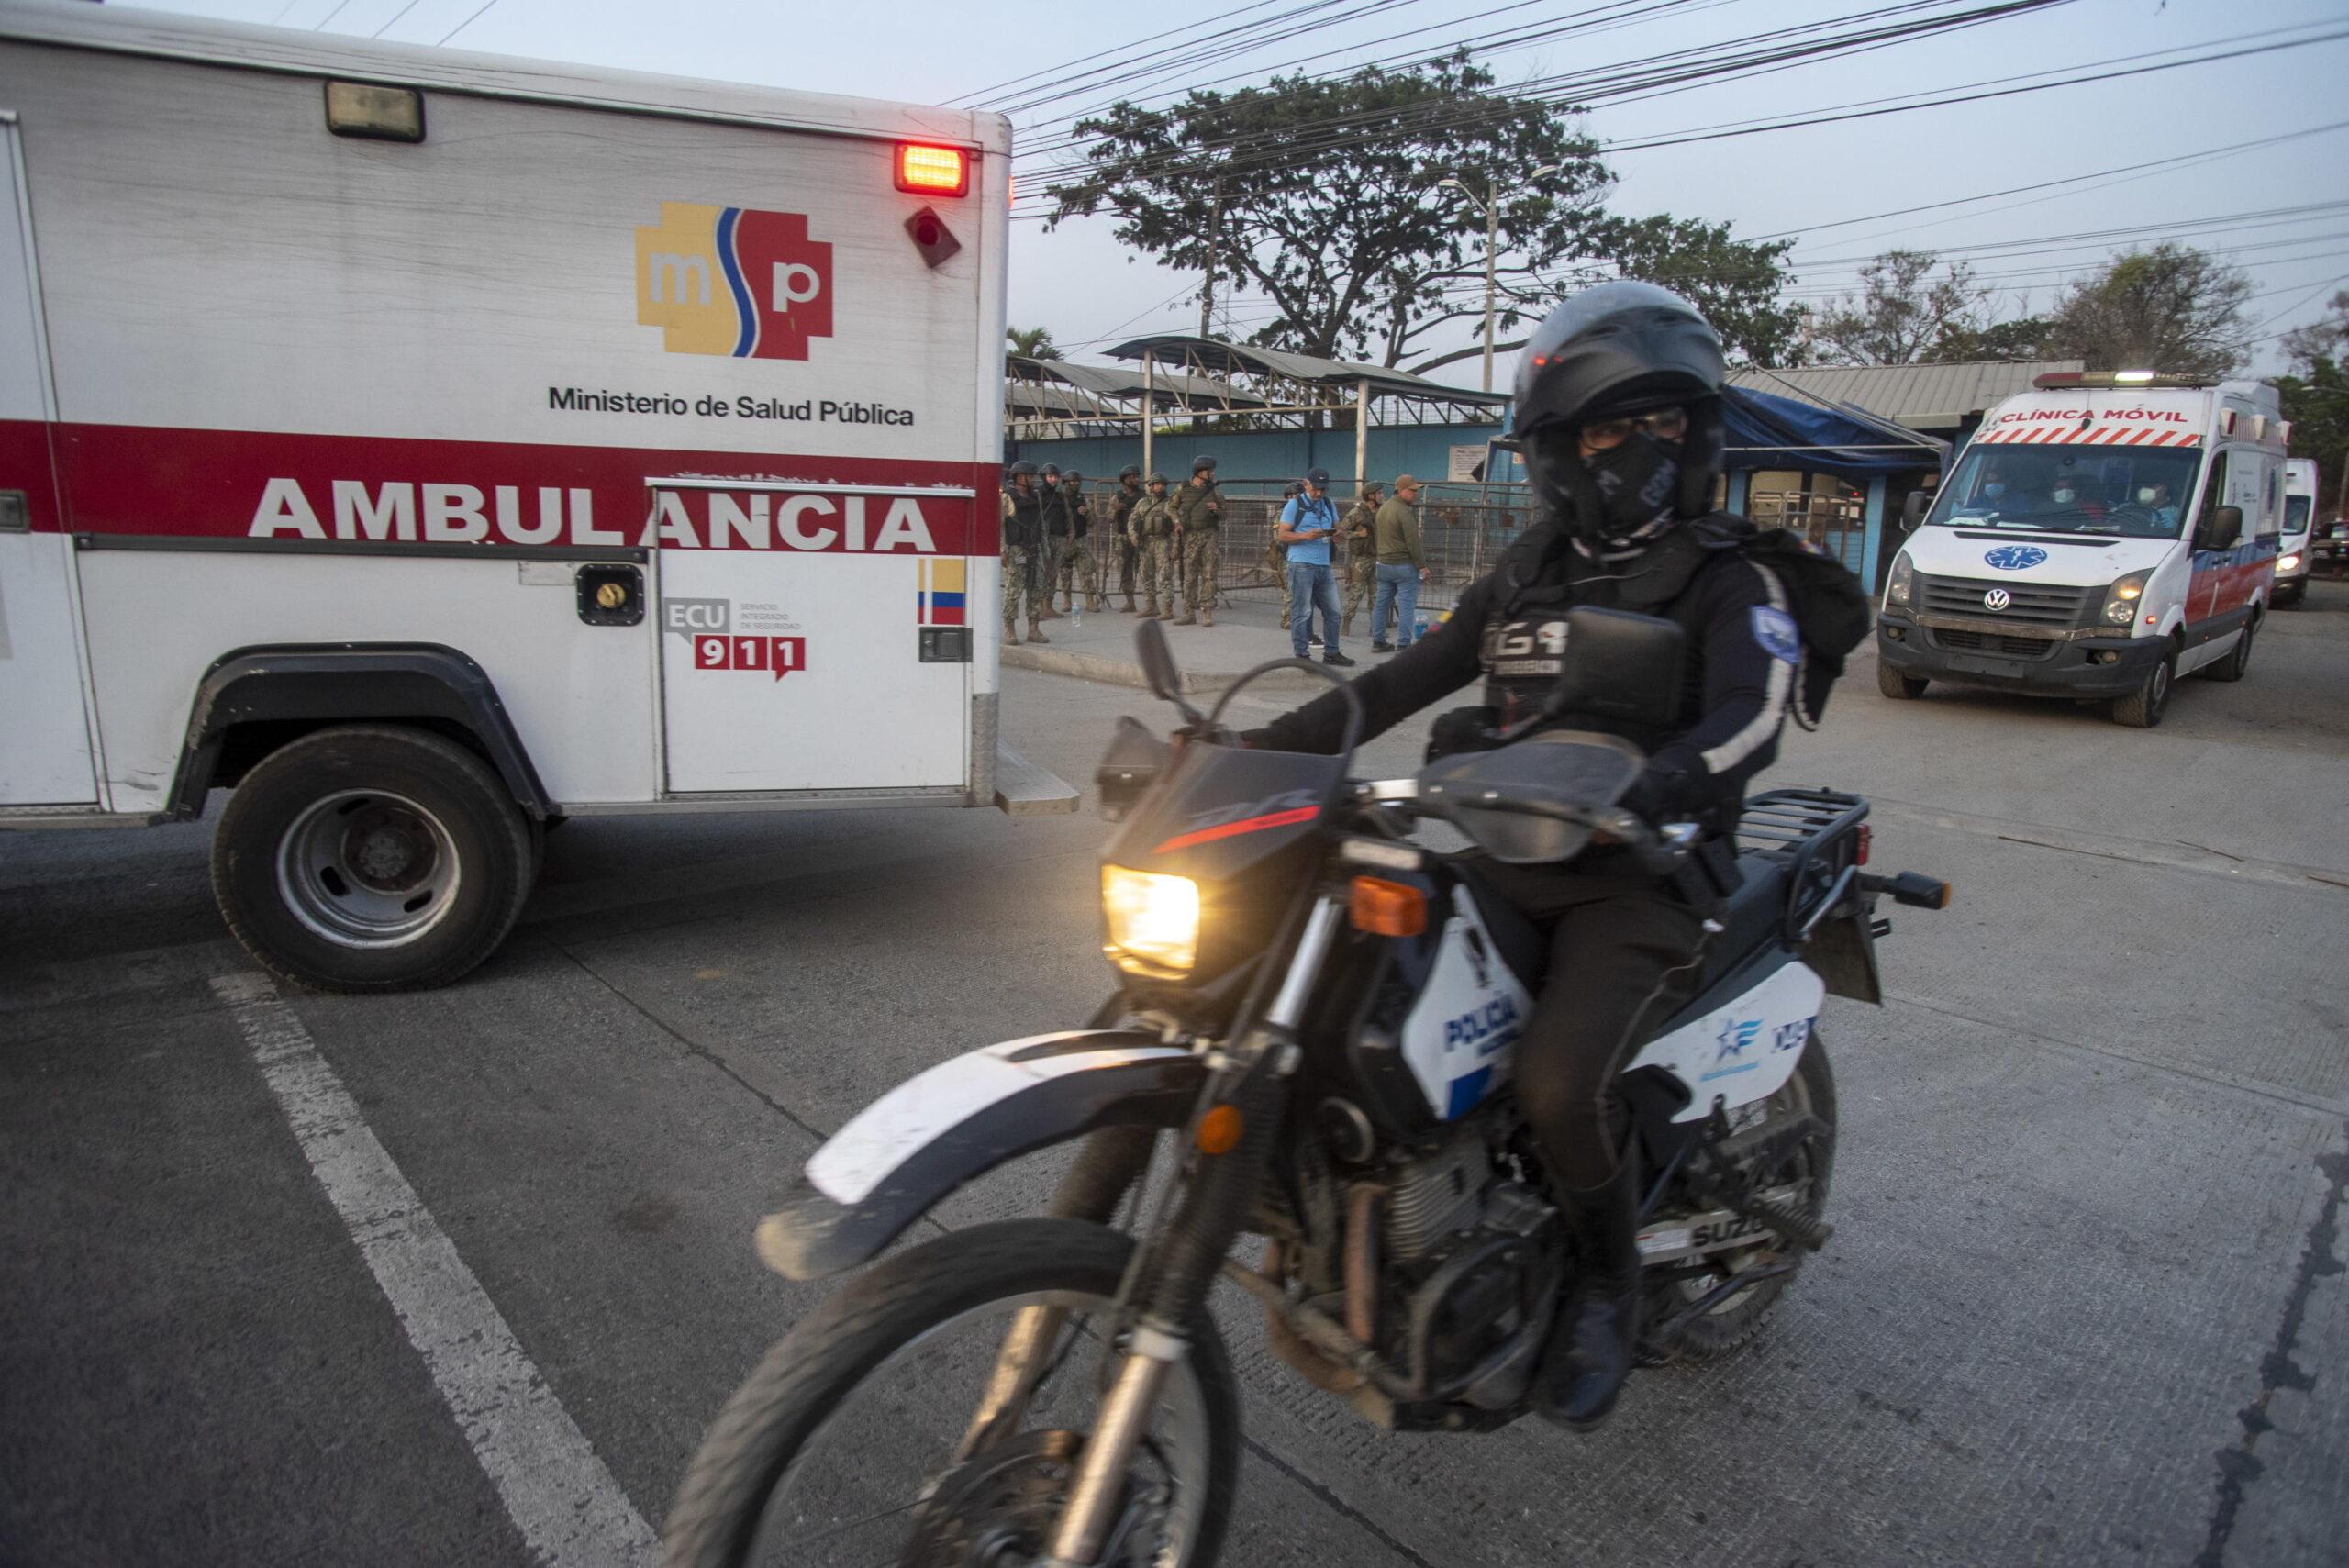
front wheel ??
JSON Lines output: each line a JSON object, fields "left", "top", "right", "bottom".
{"left": 2110, "top": 648, "right": 2174, "bottom": 728}
{"left": 663, "top": 1218, "right": 1239, "bottom": 1568}
{"left": 1876, "top": 662, "right": 1928, "bottom": 700}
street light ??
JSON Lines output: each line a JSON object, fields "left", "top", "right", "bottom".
{"left": 1439, "top": 165, "right": 1561, "bottom": 394}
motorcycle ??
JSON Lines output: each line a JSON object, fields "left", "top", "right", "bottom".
{"left": 663, "top": 612, "right": 1949, "bottom": 1568}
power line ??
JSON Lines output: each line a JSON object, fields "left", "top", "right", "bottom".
{"left": 371, "top": 0, "right": 430, "bottom": 39}
{"left": 951, "top": 0, "right": 1299, "bottom": 107}
{"left": 436, "top": 0, "right": 502, "bottom": 47}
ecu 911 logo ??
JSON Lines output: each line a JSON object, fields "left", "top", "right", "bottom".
{"left": 636, "top": 202, "right": 833, "bottom": 361}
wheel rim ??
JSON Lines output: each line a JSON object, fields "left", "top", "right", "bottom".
{"left": 274, "top": 789, "right": 462, "bottom": 949}
{"left": 2149, "top": 659, "right": 2171, "bottom": 717}
{"left": 746, "top": 1287, "right": 1216, "bottom": 1566}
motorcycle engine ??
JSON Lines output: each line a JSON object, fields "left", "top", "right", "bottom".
{"left": 1377, "top": 1139, "right": 1560, "bottom": 1410}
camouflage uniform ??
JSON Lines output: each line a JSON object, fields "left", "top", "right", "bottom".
{"left": 1056, "top": 481, "right": 1090, "bottom": 611}
{"left": 1340, "top": 493, "right": 1381, "bottom": 636}
{"left": 1170, "top": 476, "right": 1222, "bottom": 625}
{"left": 1108, "top": 477, "right": 1145, "bottom": 610}
{"left": 1079, "top": 484, "right": 1119, "bottom": 609}
{"left": 1267, "top": 484, "right": 1298, "bottom": 629}
{"left": 1130, "top": 484, "right": 1177, "bottom": 617}
{"left": 1000, "top": 481, "right": 1048, "bottom": 642}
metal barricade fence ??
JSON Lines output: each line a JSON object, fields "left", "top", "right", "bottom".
{"left": 1197, "top": 480, "right": 1542, "bottom": 615}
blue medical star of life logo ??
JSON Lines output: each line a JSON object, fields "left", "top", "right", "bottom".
{"left": 1714, "top": 1018, "right": 1764, "bottom": 1062}
{"left": 1983, "top": 545, "right": 2047, "bottom": 571}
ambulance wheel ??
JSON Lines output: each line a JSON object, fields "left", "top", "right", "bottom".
{"left": 1876, "top": 662, "right": 1927, "bottom": 700}
{"left": 212, "top": 724, "right": 536, "bottom": 993}
{"left": 2276, "top": 582, "right": 2305, "bottom": 608}
{"left": 2110, "top": 648, "right": 2174, "bottom": 728}
{"left": 2201, "top": 618, "right": 2254, "bottom": 682}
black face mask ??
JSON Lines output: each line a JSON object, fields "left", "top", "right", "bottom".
{"left": 1574, "top": 432, "right": 1682, "bottom": 544}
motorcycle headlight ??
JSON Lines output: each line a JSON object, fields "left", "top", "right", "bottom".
{"left": 1102, "top": 866, "right": 1198, "bottom": 978}
{"left": 1887, "top": 551, "right": 1914, "bottom": 607}
{"left": 2102, "top": 569, "right": 2151, "bottom": 627}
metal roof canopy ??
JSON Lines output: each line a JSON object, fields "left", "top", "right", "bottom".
{"left": 1725, "top": 360, "right": 2086, "bottom": 431}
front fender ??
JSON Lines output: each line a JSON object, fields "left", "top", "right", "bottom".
{"left": 755, "top": 1030, "right": 1208, "bottom": 1280}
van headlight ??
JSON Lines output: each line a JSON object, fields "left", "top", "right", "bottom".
{"left": 1887, "top": 551, "right": 1914, "bottom": 607}
{"left": 1102, "top": 866, "right": 1198, "bottom": 977}
{"left": 2102, "top": 569, "right": 2151, "bottom": 627}
{"left": 2279, "top": 552, "right": 2300, "bottom": 573}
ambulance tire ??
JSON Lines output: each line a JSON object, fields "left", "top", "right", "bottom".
{"left": 2201, "top": 618, "right": 2254, "bottom": 682}
{"left": 212, "top": 724, "right": 537, "bottom": 993}
{"left": 2276, "top": 581, "right": 2304, "bottom": 608}
{"left": 1876, "top": 662, "right": 1927, "bottom": 700}
{"left": 2110, "top": 647, "right": 2175, "bottom": 728}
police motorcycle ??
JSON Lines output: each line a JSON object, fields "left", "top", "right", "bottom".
{"left": 662, "top": 616, "right": 1949, "bottom": 1568}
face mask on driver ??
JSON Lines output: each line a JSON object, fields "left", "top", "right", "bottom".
{"left": 1982, "top": 482, "right": 2007, "bottom": 500}
{"left": 2137, "top": 487, "right": 2160, "bottom": 504}
{"left": 1575, "top": 432, "right": 1681, "bottom": 543}
{"left": 2053, "top": 486, "right": 2076, "bottom": 504}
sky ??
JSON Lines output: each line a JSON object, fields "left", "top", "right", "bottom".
{"left": 132, "top": 0, "right": 2349, "bottom": 386}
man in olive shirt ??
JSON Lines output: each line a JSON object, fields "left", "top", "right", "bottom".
{"left": 1169, "top": 454, "right": 1223, "bottom": 626}
{"left": 1371, "top": 473, "right": 1427, "bottom": 652}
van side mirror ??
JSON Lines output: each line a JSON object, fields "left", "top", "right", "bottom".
{"left": 1543, "top": 607, "right": 1686, "bottom": 729}
{"left": 1902, "top": 491, "right": 1931, "bottom": 531}
{"left": 2199, "top": 505, "right": 2243, "bottom": 553}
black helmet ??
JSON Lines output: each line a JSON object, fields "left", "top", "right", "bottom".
{"left": 1191, "top": 455, "right": 1217, "bottom": 473}
{"left": 1282, "top": 482, "right": 1300, "bottom": 497}
{"left": 1064, "top": 470, "right": 1084, "bottom": 483}
{"left": 1119, "top": 464, "right": 1141, "bottom": 481}
{"left": 1146, "top": 471, "right": 1169, "bottom": 487}
{"left": 1305, "top": 466, "right": 1330, "bottom": 487}
{"left": 1041, "top": 463, "right": 1061, "bottom": 479}
{"left": 1513, "top": 281, "right": 1726, "bottom": 531}
{"left": 1008, "top": 460, "right": 1038, "bottom": 478}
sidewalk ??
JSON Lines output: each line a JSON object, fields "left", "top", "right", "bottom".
{"left": 1001, "top": 588, "right": 1414, "bottom": 693}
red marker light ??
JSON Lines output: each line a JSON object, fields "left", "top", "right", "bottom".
{"left": 896, "top": 143, "right": 969, "bottom": 197}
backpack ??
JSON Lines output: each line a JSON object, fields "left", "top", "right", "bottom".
{"left": 1735, "top": 523, "right": 1871, "bottom": 728}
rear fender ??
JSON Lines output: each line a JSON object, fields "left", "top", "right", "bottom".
{"left": 756, "top": 1030, "right": 1208, "bottom": 1280}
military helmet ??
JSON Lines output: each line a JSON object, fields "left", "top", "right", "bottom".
{"left": 1146, "top": 471, "right": 1169, "bottom": 486}
{"left": 1119, "top": 464, "right": 1141, "bottom": 480}
{"left": 1041, "top": 463, "right": 1061, "bottom": 478}
{"left": 1008, "top": 460, "right": 1039, "bottom": 477}
{"left": 1191, "top": 454, "right": 1217, "bottom": 473}
{"left": 1064, "top": 470, "right": 1084, "bottom": 483}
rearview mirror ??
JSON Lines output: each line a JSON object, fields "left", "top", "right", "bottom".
{"left": 1543, "top": 607, "right": 1686, "bottom": 729}
{"left": 1902, "top": 490, "right": 1932, "bottom": 531}
{"left": 2199, "top": 505, "right": 2243, "bottom": 553}
{"left": 1136, "top": 618, "right": 1183, "bottom": 702}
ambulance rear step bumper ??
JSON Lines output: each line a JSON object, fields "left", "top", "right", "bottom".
{"left": 994, "top": 741, "right": 1080, "bottom": 817}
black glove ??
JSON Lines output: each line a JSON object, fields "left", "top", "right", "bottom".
{"left": 1425, "top": 705, "right": 1501, "bottom": 763}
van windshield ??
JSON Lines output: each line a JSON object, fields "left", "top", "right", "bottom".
{"left": 2285, "top": 495, "right": 2312, "bottom": 536}
{"left": 1925, "top": 444, "right": 2202, "bottom": 540}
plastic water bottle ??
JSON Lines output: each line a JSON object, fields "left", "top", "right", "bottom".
{"left": 1414, "top": 610, "right": 1430, "bottom": 641}
{"left": 1070, "top": 598, "right": 1085, "bottom": 630}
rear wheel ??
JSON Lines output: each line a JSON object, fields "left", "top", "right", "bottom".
{"left": 2110, "top": 647, "right": 2174, "bottom": 728}
{"left": 1644, "top": 1039, "right": 1837, "bottom": 1365}
{"left": 662, "top": 1218, "right": 1238, "bottom": 1568}
{"left": 1876, "top": 662, "right": 1928, "bottom": 700}
{"left": 210, "top": 724, "right": 535, "bottom": 992}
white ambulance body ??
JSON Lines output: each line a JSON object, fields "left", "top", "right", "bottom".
{"left": 1876, "top": 371, "right": 2285, "bottom": 728}
{"left": 0, "top": 2, "right": 1068, "bottom": 990}
{"left": 2278, "top": 456, "right": 2318, "bottom": 606}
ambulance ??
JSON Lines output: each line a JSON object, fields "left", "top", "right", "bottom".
{"left": 1876, "top": 370, "right": 2285, "bottom": 728}
{"left": 2278, "top": 456, "right": 2318, "bottom": 606}
{"left": 0, "top": 2, "right": 1070, "bottom": 992}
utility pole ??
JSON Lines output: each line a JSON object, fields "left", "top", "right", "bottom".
{"left": 1198, "top": 174, "right": 1225, "bottom": 339}
{"left": 1439, "top": 164, "right": 1561, "bottom": 394}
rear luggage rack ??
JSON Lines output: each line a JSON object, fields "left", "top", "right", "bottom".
{"left": 1739, "top": 788, "right": 1870, "bottom": 943}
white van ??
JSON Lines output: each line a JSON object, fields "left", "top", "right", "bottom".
{"left": 0, "top": 3, "right": 1069, "bottom": 991}
{"left": 1876, "top": 371, "right": 2286, "bottom": 728}
{"left": 2278, "top": 457, "right": 2318, "bottom": 606}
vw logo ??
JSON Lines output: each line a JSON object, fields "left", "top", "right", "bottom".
{"left": 1982, "top": 588, "right": 2012, "bottom": 611}
{"left": 1984, "top": 545, "right": 2048, "bottom": 571}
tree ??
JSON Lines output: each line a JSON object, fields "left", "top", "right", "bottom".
{"left": 1927, "top": 315, "right": 2054, "bottom": 363}
{"left": 1006, "top": 326, "right": 1061, "bottom": 361}
{"left": 2277, "top": 356, "right": 2346, "bottom": 514}
{"left": 2043, "top": 244, "right": 2251, "bottom": 378}
{"left": 1807, "top": 250, "right": 1989, "bottom": 365}
{"left": 2278, "top": 288, "right": 2349, "bottom": 369}
{"left": 1044, "top": 53, "right": 1795, "bottom": 371}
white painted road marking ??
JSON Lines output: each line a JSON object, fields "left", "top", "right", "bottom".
{"left": 211, "top": 972, "right": 659, "bottom": 1567}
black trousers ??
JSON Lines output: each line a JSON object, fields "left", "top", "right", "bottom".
{"left": 1470, "top": 855, "right": 1709, "bottom": 1191}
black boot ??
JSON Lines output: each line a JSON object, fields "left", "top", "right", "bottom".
{"left": 1535, "top": 1161, "right": 1642, "bottom": 1430}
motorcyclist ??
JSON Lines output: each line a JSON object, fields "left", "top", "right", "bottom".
{"left": 1250, "top": 282, "right": 1806, "bottom": 1431}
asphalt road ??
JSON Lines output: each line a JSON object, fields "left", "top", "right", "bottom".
{"left": 5, "top": 583, "right": 2346, "bottom": 1567}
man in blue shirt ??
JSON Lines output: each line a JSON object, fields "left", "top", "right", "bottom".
{"left": 1279, "top": 467, "right": 1354, "bottom": 666}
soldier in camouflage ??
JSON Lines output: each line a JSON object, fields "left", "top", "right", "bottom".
{"left": 1129, "top": 472, "right": 1177, "bottom": 618}
{"left": 1036, "top": 464, "right": 1071, "bottom": 620}
{"left": 1108, "top": 464, "right": 1144, "bottom": 612}
{"left": 1057, "top": 470, "right": 1089, "bottom": 613}
{"left": 999, "top": 460, "right": 1047, "bottom": 645}
{"left": 1341, "top": 481, "right": 1383, "bottom": 638}
{"left": 1169, "top": 453, "right": 1222, "bottom": 626}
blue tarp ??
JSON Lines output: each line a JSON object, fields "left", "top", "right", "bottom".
{"left": 1720, "top": 385, "right": 1943, "bottom": 480}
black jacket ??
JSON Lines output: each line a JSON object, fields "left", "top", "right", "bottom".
{"left": 1002, "top": 485, "right": 1043, "bottom": 552}
{"left": 1040, "top": 484, "right": 1074, "bottom": 538}
{"left": 1258, "top": 514, "right": 1798, "bottom": 827}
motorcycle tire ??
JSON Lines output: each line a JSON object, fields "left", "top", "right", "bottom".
{"left": 1645, "top": 1034, "right": 1838, "bottom": 1365}
{"left": 662, "top": 1218, "right": 1241, "bottom": 1568}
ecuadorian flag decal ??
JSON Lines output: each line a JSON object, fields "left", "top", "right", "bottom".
{"left": 918, "top": 558, "right": 967, "bottom": 627}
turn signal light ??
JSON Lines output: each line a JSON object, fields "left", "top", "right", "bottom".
{"left": 896, "top": 143, "right": 969, "bottom": 196}
{"left": 1350, "top": 876, "right": 1427, "bottom": 938}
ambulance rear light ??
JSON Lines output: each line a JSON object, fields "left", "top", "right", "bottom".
{"left": 2032, "top": 371, "right": 2209, "bottom": 390}
{"left": 325, "top": 81, "right": 425, "bottom": 144}
{"left": 896, "top": 143, "right": 969, "bottom": 197}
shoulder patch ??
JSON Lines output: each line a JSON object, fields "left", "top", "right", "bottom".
{"left": 1750, "top": 604, "right": 1801, "bottom": 664}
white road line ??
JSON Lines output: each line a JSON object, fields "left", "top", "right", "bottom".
{"left": 210, "top": 972, "right": 659, "bottom": 1567}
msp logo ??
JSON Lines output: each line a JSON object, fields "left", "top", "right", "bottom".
{"left": 636, "top": 202, "right": 833, "bottom": 360}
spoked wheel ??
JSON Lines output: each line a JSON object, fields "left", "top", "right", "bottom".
{"left": 1644, "top": 1037, "right": 1838, "bottom": 1364}
{"left": 662, "top": 1219, "right": 1238, "bottom": 1568}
